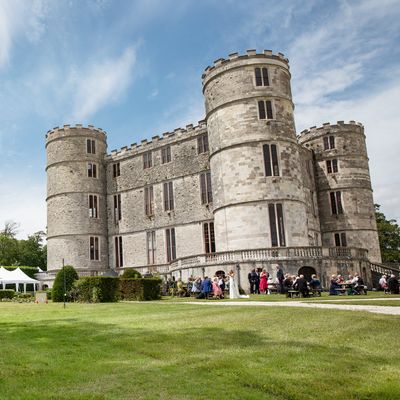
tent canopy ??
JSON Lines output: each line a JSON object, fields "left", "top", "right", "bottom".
{"left": 0, "top": 267, "right": 39, "bottom": 292}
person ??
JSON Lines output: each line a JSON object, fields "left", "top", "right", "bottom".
{"left": 259, "top": 269, "right": 268, "bottom": 294}
{"left": 329, "top": 274, "right": 340, "bottom": 295}
{"left": 309, "top": 274, "right": 321, "bottom": 290}
{"left": 218, "top": 275, "right": 226, "bottom": 298}
{"left": 176, "top": 278, "right": 185, "bottom": 297}
{"left": 248, "top": 269, "right": 259, "bottom": 294}
{"left": 353, "top": 273, "right": 366, "bottom": 295}
{"left": 212, "top": 277, "right": 223, "bottom": 299}
{"left": 228, "top": 270, "right": 249, "bottom": 299}
{"left": 200, "top": 276, "right": 212, "bottom": 299}
{"left": 191, "top": 276, "right": 202, "bottom": 297}
{"left": 276, "top": 265, "right": 284, "bottom": 294}
{"left": 283, "top": 274, "right": 293, "bottom": 297}
{"left": 295, "top": 274, "right": 309, "bottom": 297}
{"left": 387, "top": 274, "right": 399, "bottom": 294}
{"left": 379, "top": 275, "right": 388, "bottom": 291}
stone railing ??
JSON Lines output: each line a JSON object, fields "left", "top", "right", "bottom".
{"left": 167, "top": 246, "right": 369, "bottom": 273}
{"left": 370, "top": 262, "right": 400, "bottom": 276}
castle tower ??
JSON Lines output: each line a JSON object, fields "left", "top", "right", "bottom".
{"left": 202, "top": 50, "right": 310, "bottom": 251}
{"left": 46, "top": 125, "right": 109, "bottom": 274}
{"left": 298, "top": 121, "right": 382, "bottom": 263}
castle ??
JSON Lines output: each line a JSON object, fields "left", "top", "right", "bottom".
{"left": 41, "top": 49, "right": 384, "bottom": 289}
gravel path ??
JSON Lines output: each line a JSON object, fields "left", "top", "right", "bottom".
{"left": 183, "top": 301, "right": 400, "bottom": 316}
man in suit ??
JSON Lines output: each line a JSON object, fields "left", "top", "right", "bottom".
{"left": 248, "top": 269, "right": 259, "bottom": 294}
{"left": 276, "top": 265, "right": 284, "bottom": 294}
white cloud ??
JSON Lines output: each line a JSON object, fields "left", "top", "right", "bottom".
{"left": 68, "top": 46, "right": 138, "bottom": 121}
{"left": 0, "top": 176, "right": 46, "bottom": 239}
{"left": 0, "top": 0, "right": 47, "bottom": 67}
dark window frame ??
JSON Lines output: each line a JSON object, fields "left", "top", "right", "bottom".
{"left": 163, "top": 181, "right": 174, "bottom": 211}
{"left": 89, "top": 236, "right": 100, "bottom": 261}
{"left": 161, "top": 146, "right": 172, "bottom": 164}
{"left": 166, "top": 228, "right": 176, "bottom": 262}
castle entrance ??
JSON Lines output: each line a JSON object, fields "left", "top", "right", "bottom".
{"left": 298, "top": 266, "right": 317, "bottom": 281}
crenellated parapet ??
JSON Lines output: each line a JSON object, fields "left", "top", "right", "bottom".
{"left": 45, "top": 124, "right": 107, "bottom": 147}
{"left": 202, "top": 49, "right": 289, "bottom": 84}
{"left": 105, "top": 120, "right": 207, "bottom": 161}
{"left": 298, "top": 121, "right": 364, "bottom": 144}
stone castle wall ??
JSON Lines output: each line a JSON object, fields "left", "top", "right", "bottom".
{"left": 45, "top": 50, "right": 382, "bottom": 283}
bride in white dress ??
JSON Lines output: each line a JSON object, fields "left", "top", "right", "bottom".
{"left": 228, "top": 270, "right": 249, "bottom": 299}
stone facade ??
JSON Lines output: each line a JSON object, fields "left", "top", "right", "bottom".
{"left": 43, "top": 49, "right": 381, "bottom": 288}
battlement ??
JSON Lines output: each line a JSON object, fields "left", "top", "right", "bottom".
{"left": 45, "top": 124, "right": 107, "bottom": 141}
{"left": 298, "top": 120, "right": 364, "bottom": 142}
{"left": 202, "top": 49, "right": 289, "bottom": 82}
{"left": 105, "top": 119, "right": 207, "bottom": 160}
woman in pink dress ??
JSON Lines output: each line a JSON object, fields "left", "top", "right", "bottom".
{"left": 212, "top": 277, "right": 222, "bottom": 299}
{"left": 259, "top": 269, "right": 268, "bottom": 294}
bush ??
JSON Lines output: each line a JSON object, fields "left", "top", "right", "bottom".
{"left": 121, "top": 269, "right": 142, "bottom": 279}
{"left": 0, "top": 289, "right": 15, "bottom": 299}
{"left": 119, "top": 278, "right": 162, "bottom": 301}
{"left": 75, "top": 277, "right": 119, "bottom": 303}
{"left": 46, "top": 289, "right": 52, "bottom": 300}
{"left": 52, "top": 265, "right": 79, "bottom": 302}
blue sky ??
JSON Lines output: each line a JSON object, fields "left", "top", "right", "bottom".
{"left": 0, "top": 0, "right": 399, "bottom": 238}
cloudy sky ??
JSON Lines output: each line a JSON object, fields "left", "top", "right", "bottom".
{"left": 0, "top": 0, "right": 399, "bottom": 238}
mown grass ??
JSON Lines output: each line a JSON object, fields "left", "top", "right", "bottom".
{"left": 0, "top": 302, "right": 399, "bottom": 399}
{"left": 318, "top": 300, "right": 400, "bottom": 307}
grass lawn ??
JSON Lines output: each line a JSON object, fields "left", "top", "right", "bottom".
{"left": 318, "top": 300, "right": 400, "bottom": 307}
{"left": 0, "top": 302, "right": 400, "bottom": 400}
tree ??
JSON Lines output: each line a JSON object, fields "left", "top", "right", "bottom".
{"left": 1, "top": 221, "right": 19, "bottom": 238}
{"left": 375, "top": 204, "right": 400, "bottom": 264}
{"left": 121, "top": 268, "right": 142, "bottom": 278}
{"left": 52, "top": 265, "right": 79, "bottom": 302}
{"left": 18, "top": 231, "right": 47, "bottom": 270}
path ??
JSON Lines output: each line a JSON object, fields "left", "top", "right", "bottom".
{"left": 182, "top": 300, "right": 400, "bottom": 316}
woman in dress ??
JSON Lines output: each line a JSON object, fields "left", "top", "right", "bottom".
{"left": 212, "top": 277, "right": 222, "bottom": 299}
{"left": 259, "top": 269, "right": 268, "bottom": 294}
{"left": 228, "top": 270, "right": 249, "bottom": 299}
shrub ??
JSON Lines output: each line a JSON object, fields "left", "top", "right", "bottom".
{"left": 52, "top": 265, "right": 79, "bottom": 302}
{"left": 119, "top": 278, "right": 162, "bottom": 301}
{"left": 0, "top": 289, "right": 15, "bottom": 300}
{"left": 75, "top": 277, "right": 119, "bottom": 303}
{"left": 121, "top": 269, "right": 142, "bottom": 279}
{"left": 46, "top": 289, "right": 52, "bottom": 300}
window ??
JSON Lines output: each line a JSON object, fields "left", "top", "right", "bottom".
{"left": 114, "top": 194, "right": 122, "bottom": 223}
{"left": 115, "top": 236, "right": 123, "bottom": 268}
{"left": 161, "top": 146, "right": 171, "bottom": 164}
{"left": 263, "top": 144, "right": 279, "bottom": 176}
{"left": 113, "top": 163, "right": 120, "bottom": 178}
{"left": 255, "top": 67, "right": 269, "bottom": 86}
{"left": 203, "top": 222, "right": 216, "bottom": 254}
{"left": 334, "top": 232, "right": 347, "bottom": 247}
{"left": 87, "top": 139, "right": 96, "bottom": 154}
{"left": 147, "top": 231, "right": 156, "bottom": 265}
{"left": 88, "top": 195, "right": 98, "bottom": 218}
{"left": 268, "top": 203, "right": 286, "bottom": 247}
{"left": 163, "top": 181, "right": 174, "bottom": 211}
{"left": 323, "top": 135, "right": 335, "bottom": 150}
{"left": 330, "top": 191, "right": 343, "bottom": 215}
{"left": 89, "top": 236, "right": 99, "bottom": 261}
{"left": 200, "top": 172, "right": 213, "bottom": 204}
{"left": 143, "top": 151, "right": 152, "bottom": 169}
{"left": 326, "top": 159, "right": 338, "bottom": 174}
{"left": 144, "top": 186, "right": 154, "bottom": 216}
{"left": 258, "top": 100, "right": 273, "bottom": 120}
{"left": 87, "top": 163, "right": 97, "bottom": 178}
{"left": 197, "top": 134, "right": 209, "bottom": 154}
{"left": 166, "top": 228, "right": 176, "bottom": 262}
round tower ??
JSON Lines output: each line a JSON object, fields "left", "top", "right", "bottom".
{"left": 202, "top": 49, "right": 309, "bottom": 251}
{"left": 298, "top": 121, "right": 381, "bottom": 263}
{"left": 46, "top": 124, "right": 109, "bottom": 275}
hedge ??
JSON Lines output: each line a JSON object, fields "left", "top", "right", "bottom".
{"left": 121, "top": 268, "right": 142, "bottom": 279}
{"left": 52, "top": 265, "right": 79, "bottom": 302}
{"left": 0, "top": 289, "right": 15, "bottom": 299}
{"left": 75, "top": 277, "right": 119, "bottom": 303}
{"left": 119, "top": 278, "right": 162, "bottom": 301}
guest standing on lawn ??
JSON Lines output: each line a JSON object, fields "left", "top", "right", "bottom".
{"left": 388, "top": 274, "right": 399, "bottom": 294}
{"left": 276, "top": 265, "right": 284, "bottom": 294}
{"left": 259, "top": 269, "right": 268, "bottom": 294}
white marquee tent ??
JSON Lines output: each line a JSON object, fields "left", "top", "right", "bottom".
{"left": 0, "top": 267, "right": 40, "bottom": 293}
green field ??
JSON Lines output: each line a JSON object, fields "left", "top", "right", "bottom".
{"left": 1, "top": 302, "right": 399, "bottom": 400}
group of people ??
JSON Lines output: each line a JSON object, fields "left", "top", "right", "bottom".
{"left": 379, "top": 274, "right": 399, "bottom": 294}
{"left": 172, "top": 270, "right": 249, "bottom": 300}
{"left": 329, "top": 274, "right": 366, "bottom": 295}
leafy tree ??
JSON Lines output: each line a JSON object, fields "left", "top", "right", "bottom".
{"left": 0, "top": 234, "right": 19, "bottom": 265}
{"left": 52, "top": 265, "right": 79, "bottom": 302}
{"left": 18, "top": 231, "right": 47, "bottom": 270}
{"left": 1, "top": 221, "right": 19, "bottom": 238}
{"left": 121, "top": 268, "right": 142, "bottom": 278}
{"left": 375, "top": 204, "right": 400, "bottom": 264}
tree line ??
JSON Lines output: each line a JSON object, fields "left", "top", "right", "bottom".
{"left": 0, "top": 221, "right": 47, "bottom": 270}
